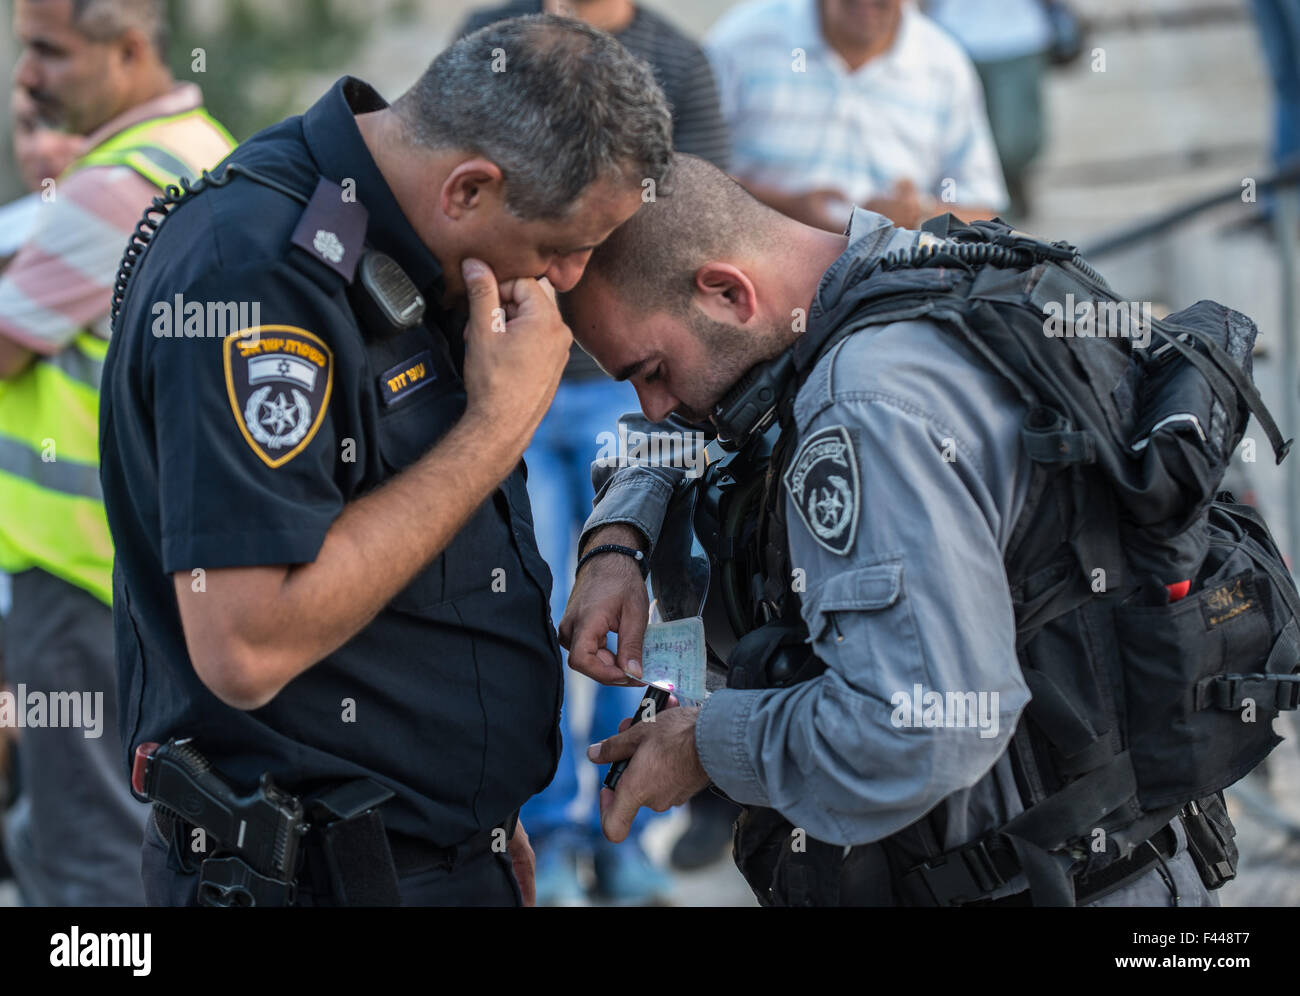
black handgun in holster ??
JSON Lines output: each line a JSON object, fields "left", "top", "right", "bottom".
{"left": 133, "top": 738, "right": 400, "bottom": 906}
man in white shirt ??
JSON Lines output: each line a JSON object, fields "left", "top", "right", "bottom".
{"left": 708, "top": 0, "right": 1008, "bottom": 231}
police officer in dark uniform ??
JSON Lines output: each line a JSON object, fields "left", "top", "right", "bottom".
{"left": 99, "top": 15, "right": 673, "bottom": 906}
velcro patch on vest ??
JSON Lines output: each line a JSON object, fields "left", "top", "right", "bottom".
{"left": 378, "top": 350, "right": 436, "bottom": 407}
{"left": 224, "top": 325, "right": 333, "bottom": 468}
{"left": 1201, "top": 572, "right": 1256, "bottom": 629}
{"left": 290, "top": 176, "right": 369, "bottom": 283}
{"left": 784, "top": 425, "right": 860, "bottom": 556}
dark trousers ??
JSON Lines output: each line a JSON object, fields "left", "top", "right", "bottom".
{"left": 2, "top": 568, "right": 147, "bottom": 905}
{"left": 141, "top": 813, "right": 522, "bottom": 907}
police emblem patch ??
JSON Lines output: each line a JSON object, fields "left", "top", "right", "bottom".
{"left": 783, "top": 425, "right": 860, "bottom": 556}
{"left": 223, "top": 325, "right": 333, "bottom": 468}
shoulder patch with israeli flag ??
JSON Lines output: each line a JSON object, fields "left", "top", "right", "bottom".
{"left": 784, "top": 425, "right": 860, "bottom": 556}
{"left": 223, "top": 325, "right": 333, "bottom": 468}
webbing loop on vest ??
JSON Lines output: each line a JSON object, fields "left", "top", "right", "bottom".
{"left": 1197, "top": 672, "right": 1300, "bottom": 712}
{"left": 1020, "top": 405, "right": 1097, "bottom": 465}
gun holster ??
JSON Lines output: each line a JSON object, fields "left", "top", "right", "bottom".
{"left": 194, "top": 779, "right": 401, "bottom": 907}
{"left": 198, "top": 855, "right": 296, "bottom": 907}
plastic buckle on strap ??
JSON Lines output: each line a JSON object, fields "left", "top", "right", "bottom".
{"left": 906, "top": 838, "right": 1009, "bottom": 906}
{"left": 1274, "top": 674, "right": 1300, "bottom": 711}
{"left": 1210, "top": 674, "right": 1242, "bottom": 711}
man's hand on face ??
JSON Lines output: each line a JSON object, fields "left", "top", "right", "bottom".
{"left": 558, "top": 524, "right": 649, "bottom": 686}
{"left": 460, "top": 257, "right": 572, "bottom": 458}
{"left": 588, "top": 702, "right": 711, "bottom": 843}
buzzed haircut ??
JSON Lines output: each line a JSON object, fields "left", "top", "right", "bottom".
{"left": 68, "top": 0, "right": 169, "bottom": 58}
{"left": 393, "top": 14, "right": 674, "bottom": 221}
{"left": 583, "top": 153, "right": 782, "bottom": 315}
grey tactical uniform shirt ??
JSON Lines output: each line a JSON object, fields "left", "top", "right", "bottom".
{"left": 582, "top": 208, "right": 1212, "bottom": 905}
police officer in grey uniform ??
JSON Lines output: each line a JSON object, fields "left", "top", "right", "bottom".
{"left": 559, "top": 155, "right": 1218, "bottom": 907}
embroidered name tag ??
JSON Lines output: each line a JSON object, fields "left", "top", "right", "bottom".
{"left": 379, "top": 350, "right": 436, "bottom": 406}
{"left": 1202, "top": 573, "right": 1255, "bottom": 629}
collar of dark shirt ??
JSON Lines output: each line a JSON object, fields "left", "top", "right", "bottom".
{"left": 301, "top": 76, "right": 445, "bottom": 305}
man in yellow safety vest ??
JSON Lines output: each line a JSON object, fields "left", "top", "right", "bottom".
{"left": 0, "top": 0, "right": 233, "bottom": 905}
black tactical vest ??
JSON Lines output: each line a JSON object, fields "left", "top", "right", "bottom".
{"left": 717, "top": 216, "right": 1299, "bottom": 906}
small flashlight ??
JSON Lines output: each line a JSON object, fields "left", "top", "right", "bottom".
{"left": 603, "top": 681, "right": 674, "bottom": 792}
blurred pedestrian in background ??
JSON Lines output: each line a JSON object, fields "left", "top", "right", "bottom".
{"left": 1249, "top": 1, "right": 1300, "bottom": 185}
{"left": 925, "top": 0, "right": 1052, "bottom": 220}
{"left": 456, "top": 0, "right": 733, "bottom": 905}
{"left": 0, "top": 0, "right": 232, "bottom": 906}
{"left": 0, "top": 87, "right": 86, "bottom": 262}
{"left": 0, "top": 80, "right": 86, "bottom": 902}
{"left": 707, "top": 0, "right": 1007, "bottom": 232}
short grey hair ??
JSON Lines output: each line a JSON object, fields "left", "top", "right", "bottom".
{"left": 393, "top": 14, "right": 674, "bottom": 220}
{"left": 68, "top": 0, "right": 169, "bottom": 57}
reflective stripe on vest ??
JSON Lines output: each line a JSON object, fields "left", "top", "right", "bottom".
{"left": 0, "top": 107, "right": 235, "bottom": 604}
{"left": 73, "top": 107, "right": 236, "bottom": 189}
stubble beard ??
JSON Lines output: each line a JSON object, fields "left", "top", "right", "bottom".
{"left": 686, "top": 310, "right": 789, "bottom": 422}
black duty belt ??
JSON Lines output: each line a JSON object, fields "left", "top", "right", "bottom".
{"left": 901, "top": 822, "right": 1179, "bottom": 907}
{"left": 153, "top": 804, "right": 517, "bottom": 884}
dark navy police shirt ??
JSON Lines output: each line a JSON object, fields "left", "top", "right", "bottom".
{"left": 99, "top": 77, "right": 562, "bottom": 847}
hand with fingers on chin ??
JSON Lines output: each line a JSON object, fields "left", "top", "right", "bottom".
{"left": 558, "top": 524, "right": 649, "bottom": 687}
{"left": 459, "top": 257, "right": 572, "bottom": 460}
{"left": 588, "top": 703, "right": 710, "bottom": 843}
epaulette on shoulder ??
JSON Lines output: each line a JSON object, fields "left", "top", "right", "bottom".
{"left": 286, "top": 176, "right": 369, "bottom": 288}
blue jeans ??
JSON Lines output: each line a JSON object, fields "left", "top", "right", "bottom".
{"left": 1251, "top": 0, "right": 1300, "bottom": 170}
{"left": 521, "top": 377, "right": 652, "bottom": 843}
